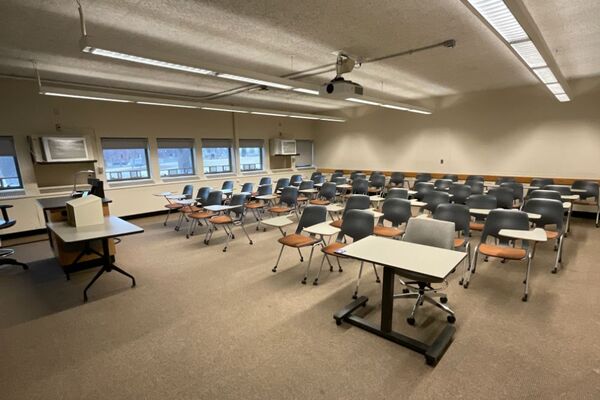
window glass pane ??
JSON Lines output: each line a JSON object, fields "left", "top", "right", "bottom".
{"left": 158, "top": 148, "right": 194, "bottom": 177}
{"left": 0, "top": 156, "right": 22, "bottom": 189}
{"left": 239, "top": 146, "right": 263, "bottom": 171}
{"left": 102, "top": 148, "right": 150, "bottom": 181}
{"left": 202, "top": 147, "right": 232, "bottom": 174}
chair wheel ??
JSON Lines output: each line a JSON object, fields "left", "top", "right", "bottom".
{"left": 186, "top": 234, "right": 189, "bottom": 239}
{"left": 300, "top": 257, "right": 304, "bottom": 262}
{"left": 402, "top": 288, "right": 409, "bottom": 294}
{"left": 463, "top": 282, "right": 469, "bottom": 289}
{"left": 249, "top": 241, "right": 253, "bottom": 245}
{"left": 375, "top": 278, "right": 380, "bottom": 283}
{"left": 313, "top": 280, "right": 318, "bottom": 286}
{"left": 352, "top": 293, "right": 358, "bottom": 299}
{"left": 232, "top": 234, "right": 235, "bottom": 239}
{"left": 222, "top": 248, "right": 227, "bottom": 252}
{"left": 203, "top": 240, "right": 208, "bottom": 245}
{"left": 440, "top": 297, "right": 448, "bottom": 304}
{"left": 407, "top": 317, "right": 416, "bottom": 325}
{"left": 458, "top": 278, "right": 464, "bottom": 285}
{"left": 338, "top": 268, "right": 343, "bottom": 273}
{"left": 329, "top": 266, "right": 333, "bottom": 272}
{"left": 272, "top": 267, "right": 277, "bottom": 273}
{"left": 301, "top": 278, "right": 307, "bottom": 284}
{"left": 447, "top": 315, "right": 456, "bottom": 323}
{"left": 522, "top": 294, "right": 528, "bottom": 302}
{"left": 335, "top": 319, "right": 342, "bottom": 326}
{"left": 551, "top": 268, "right": 557, "bottom": 274}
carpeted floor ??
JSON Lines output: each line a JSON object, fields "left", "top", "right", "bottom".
{"left": 1, "top": 214, "right": 599, "bottom": 399}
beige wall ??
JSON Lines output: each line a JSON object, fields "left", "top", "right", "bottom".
{"left": 314, "top": 76, "right": 600, "bottom": 179}
{"left": 0, "top": 78, "right": 316, "bottom": 233}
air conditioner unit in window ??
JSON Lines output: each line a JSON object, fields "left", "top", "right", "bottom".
{"left": 270, "top": 139, "right": 297, "bottom": 156}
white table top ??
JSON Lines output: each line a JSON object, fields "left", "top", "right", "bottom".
{"left": 410, "top": 199, "right": 427, "bottom": 207}
{"left": 175, "top": 199, "right": 195, "bottom": 205}
{"left": 256, "top": 194, "right": 278, "bottom": 200}
{"left": 261, "top": 216, "right": 295, "bottom": 228}
{"left": 563, "top": 201, "right": 572, "bottom": 209}
{"left": 335, "top": 236, "right": 467, "bottom": 281}
{"left": 407, "top": 190, "right": 417, "bottom": 195}
{"left": 369, "top": 195, "right": 385, "bottom": 202}
{"left": 166, "top": 194, "right": 186, "bottom": 200}
{"left": 314, "top": 183, "right": 324, "bottom": 187}
{"left": 204, "top": 204, "right": 237, "bottom": 212}
{"left": 221, "top": 189, "right": 233, "bottom": 194}
{"left": 326, "top": 204, "right": 345, "bottom": 212}
{"left": 469, "top": 208, "right": 541, "bottom": 220}
{"left": 561, "top": 194, "right": 580, "bottom": 201}
{"left": 303, "top": 222, "right": 341, "bottom": 236}
{"left": 299, "top": 188, "right": 318, "bottom": 193}
{"left": 337, "top": 184, "right": 352, "bottom": 189}
{"left": 47, "top": 216, "right": 144, "bottom": 243}
{"left": 366, "top": 209, "right": 384, "bottom": 219}
{"left": 499, "top": 228, "right": 547, "bottom": 242}
{"left": 570, "top": 188, "right": 588, "bottom": 193}
{"left": 154, "top": 192, "right": 173, "bottom": 197}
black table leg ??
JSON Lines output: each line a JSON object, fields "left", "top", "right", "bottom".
{"left": 83, "top": 238, "right": 136, "bottom": 302}
{"left": 333, "top": 265, "right": 455, "bottom": 367}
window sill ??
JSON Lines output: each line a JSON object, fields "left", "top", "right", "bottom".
{"left": 296, "top": 166, "right": 316, "bottom": 170}
{"left": 241, "top": 170, "right": 266, "bottom": 176}
{"left": 162, "top": 175, "right": 200, "bottom": 183}
{"left": 108, "top": 179, "right": 156, "bottom": 188}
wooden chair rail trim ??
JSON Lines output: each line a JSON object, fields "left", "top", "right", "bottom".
{"left": 316, "top": 168, "right": 599, "bottom": 185}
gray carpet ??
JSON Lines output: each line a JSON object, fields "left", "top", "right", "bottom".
{"left": 1, "top": 214, "right": 599, "bottom": 399}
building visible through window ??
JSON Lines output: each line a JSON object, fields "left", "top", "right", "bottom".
{"left": 157, "top": 138, "right": 195, "bottom": 177}
{"left": 202, "top": 139, "right": 233, "bottom": 174}
{"left": 239, "top": 139, "right": 264, "bottom": 171}
{"left": 101, "top": 138, "right": 150, "bottom": 181}
{"left": 0, "top": 136, "right": 23, "bottom": 190}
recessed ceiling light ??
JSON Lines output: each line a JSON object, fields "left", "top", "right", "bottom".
{"left": 288, "top": 115, "right": 320, "bottom": 120}
{"left": 546, "top": 83, "right": 565, "bottom": 95}
{"left": 382, "top": 104, "right": 410, "bottom": 111}
{"left": 346, "top": 97, "right": 380, "bottom": 106}
{"left": 216, "top": 73, "right": 293, "bottom": 90}
{"left": 532, "top": 67, "right": 557, "bottom": 84}
{"left": 137, "top": 101, "right": 197, "bottom": 109}
{"left": 555, "top": 93, "right": 570, "bottom": 102}
{"left": 319, "top": 118, "right": 345, "bottom": 122}
{"left": 408, "top": 109, "right": 432, "bottom": 115}
{"left": 251, "top": 111, "right": 289, "bottom": 117}
{"left": 293, "top": 88, "right": 319, "bottom": 95}
{"left": 41, "top": 91, "right": 132, "bottom": 103}
{"left": 466, "top": 0, "right": 528, "bottom": 43}
{"left": 511, "top": 40, "right": 546, "bottom": 69}
{"left": 201, "top": 107, "right": 248, "bottom": 113}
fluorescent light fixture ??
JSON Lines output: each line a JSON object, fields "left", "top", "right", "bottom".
{"left": 201, "top": 107, "right": 248, "bottom": 113}
{"left": 137, "top": 101, "right": 197, "bottom": 109}
{"left": 555, "top": 94, "right": 570, "bottom": 102}
{"left": 467, "top": 0, "right": 528, "bottom": 43}
{"left": 288, "top": 115, "right": 320, "bottom": 120}
{"left": 382, "top": 104, "right": 410, "bottom": 111}
{"left": 346, "top": 97, "right": 381, "bottom": 106}
{"left": 511, "top": 40, "right": 546, "bottom": 68}
{"left": 408, "top": 109, "right": 432, "bottom": 115}
{"left": 83, "top": 47, "right": 215, "bottom": 75}
{"left": 293, "top": 88, "right": 319, "bottom": 95}
{"left": 41, "top": 91, "right": 132, "bottom": 103}
{"left": 251, "top": 111, "right": 288, "bottom": 117}
{"left": 532, "top": 67, "right": 557, "bottom": 84}
{"left": 319, "top": 118, "right": 345, "bottom": 122}
{"left": 217, "top": 73, "right": 293, "bottom": 90}
{"left": 546, "top": 83, "right": 565, "bottom": 95}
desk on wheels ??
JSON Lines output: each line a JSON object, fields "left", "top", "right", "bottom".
{"left": 46, "top": 216, "right": 143, "bottom": 302}
{"left": 38, "top": 196, "right": 113, "bottom": 278}
{"left": 333, "top": 236, "right": 466, "bottom": 366}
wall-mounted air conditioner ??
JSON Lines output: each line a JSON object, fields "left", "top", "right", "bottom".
{"left": 270, "top": 139, "right": 297, "bottom": 156}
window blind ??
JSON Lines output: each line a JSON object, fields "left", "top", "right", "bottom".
{"left": 202, "top": 138, "right": 232, "bottom": 148}
{"left": 157, "top": 138, "right": 194, "bottom": 149}
{"left": 101, "top": 137, "right": 148, "bottom": 149}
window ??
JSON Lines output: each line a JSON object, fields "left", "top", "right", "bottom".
{"left": 295, "top": 139, "right": 314, "bottom": 167}
{"left": 101, "top": 138, "right": 150, "bottom": 181}
{"left": 239, "top": 139, "right": 264, "bottom": 172}
{"left": 202, "top": 139, "right": 233, "bottom": 174}
{"left": 157, "top": 138, "right": 195, "bottom": 177}
{"left": 0, "top": 136, "right": 23, "bottom": 190}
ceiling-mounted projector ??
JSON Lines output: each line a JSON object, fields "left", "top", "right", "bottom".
{"left": 319, "top": 77, "right": 364, "bottom": 98}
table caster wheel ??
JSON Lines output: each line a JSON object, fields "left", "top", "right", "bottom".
{"left": 402, "top": 288, "right": 409, "bottom": 294}
{"left": 522, "top": 294, "right": 528, "bottom": 302}
{"left": 407, "top": 317, "right": 416, "bottom": 326}
{"left": 440, "top": 297, "right": 448, "bottom": 304}
{"left": 447, "top": 315, "right": 456, "bottom": 324}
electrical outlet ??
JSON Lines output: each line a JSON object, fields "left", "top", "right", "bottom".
{"left": 440, "top": 159, "right": 444, "bottom": 164}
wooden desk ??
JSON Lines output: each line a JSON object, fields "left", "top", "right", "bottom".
{"left": 37, "top": 196, "right": 113, "bottom": 278}
{"left": 333, "top": 236, "right": 467, "bottom": 366}
{"left": 47, "top": 216, "right": 143, "bottom": 302}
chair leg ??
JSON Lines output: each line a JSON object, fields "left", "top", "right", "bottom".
{"left": 372, "top": 263, "right": 380, "bottom": 283}
{"left": 302, "top": 245, "right": 316, "bottom": 285}
{"left": 336, "top": 257, "right": 343, "bottom": 272}
{"left": 314, "top": 251, "right": 328, "bottom": 285}
{"left": 422, "top": 295, "right": 455, "bottom": 317}
{"left": 407, "top": 293, "right": 423, "bottom": 325}
{"left": 596, "top": 205, "right": 599, "bottom": 228}
{"left": 463, "top": 248, "right": 479, "bottom": 288}
{"left": 352, "top": 261, "right": 364, "bottom": 299}
{"left": 297, "top": 248, "right": 304, "bottom": 262}
{"left": 222, "top": 224, "right": 231, "bottom": 252}
{"left": 164, "top": 209, "right": 171, "bottom": 226}
{"left": 272, "top": 245, "right": 285, "bottom": 272}
{"left": 552, "top": 235, "right": 564, "bottom": 273}
{"left": 522, "top": 256, "right": 533, "bottom": 301}
{"left": 459, "top": 242, "right": 471, "bottom": 285}
{"left": 238, "top": 222, "right": 253, "bottom": 245}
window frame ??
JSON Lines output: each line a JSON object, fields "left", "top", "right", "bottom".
{"left": 101, "top": 137, "right": 151, "bottom": 182}
{"left": 0, "top": 136, "right": 24, "bottom": 191}
{"left": 156, "top": 138, "right": 196, "bottom": 178}
{"left": 201, "top": 139, "right": 234, "bottom": 175}
{"left": 238, "top": 139, "right": 265, "bottom": 172}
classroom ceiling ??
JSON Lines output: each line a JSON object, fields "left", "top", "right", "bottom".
{"left": 0, "top": 0, "right": 598, "bottom": 113}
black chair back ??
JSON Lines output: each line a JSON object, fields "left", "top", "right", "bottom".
{"left": 295, "top": 205, "right": 327, "bottom": 234}
{"left": 352, "top": 178, "right": 369, "bottom": 195}
{"left": 241, "top": 183, "right": 253, "bottom": 193}
{"left": 259, "top": 177, "right": 272, "bottom": 186}
{"left": 528, "top": 189, "right": 562, "bottom": 202}
{"left": 206, "top": 190, "right": 223, "bottom": 206}
{"left": 449, "top": 183, "right": 471, "bottom": 204}
{"left": 434, "top": 179, "right": 452, "bottom": 191}
{"left": 522, "top": 198, "right": 564, "bottom": 232}
{"left": 318, "top": 182, "right": 337, "bottom": 201}
{"left": 481, "top": 210, "right": 530, "bottom": 247}
{"left": 414, "top": 182, "right": 434, "bottom": 201}
{"left": 196, "top": 187, "right": 212, "bottom": 204}
{"left": 279, "top": 186, "right": 299, "bottom": 207}
{"left": 275, "top": 178, "right": 290, "bottom": 192}
{"left": 488, "top": 187, "right": 514, "bottom": 209}
{"left": 338, "top": 210, "right": 374, "bottom": 242}
{"left": 183, "top": 184, "right": 194, "bottom": 199}
{"left": 290, "top": 174, "right": 303, "bottom": 187}
{"left": 221, "top": 181, "right": 234, "bottom": 191}
{"left": 424, "top": 191, "right": 451, "bottom": 213}
{"left": 343, "top": 195, "right": 371, "bottom": 218}
{"left": 380, "top": 198, "right": 412, "bottom": 227}
{"left": 434, "top": 203, "right": 470, "bottom": 237}
{"left": 387, "top": 188, "right": 408, "bottom": 199}
{"left": 299, "top": 180, "right": 314, "bottom": 190}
